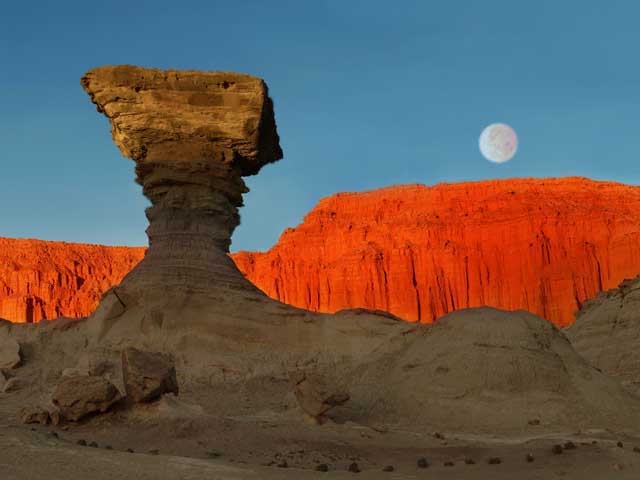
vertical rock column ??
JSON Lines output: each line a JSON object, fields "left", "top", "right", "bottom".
{"left": 81, "top": 66, "right": 282, "bottom": 299}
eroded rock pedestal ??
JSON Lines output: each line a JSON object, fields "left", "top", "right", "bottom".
{"left": 81, "top": 66, "right": 282, "bottom": 310}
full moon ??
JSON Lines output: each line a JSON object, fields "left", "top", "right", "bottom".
{"left": 479, "top": 123, "right": 518, "bottom": 163}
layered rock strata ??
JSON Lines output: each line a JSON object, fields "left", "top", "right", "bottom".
{"left": 0, "top": 238, "right": 144, "bottom": 323}
{"left": 3, "top": 177, "right": 640, "bottom": 327}
{"left": 234, "top": 178, "right": 640, "bottom": 327}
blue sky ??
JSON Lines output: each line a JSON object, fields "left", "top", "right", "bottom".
{"left": 1, "top": 1, "right": 638, "bottom": 251}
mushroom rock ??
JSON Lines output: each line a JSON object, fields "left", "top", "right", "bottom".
{"left": 78, "top": 66, "right": 410, "bottom": 380}
{"left": 81, "top": 65, "right": 282, "bottom": 315}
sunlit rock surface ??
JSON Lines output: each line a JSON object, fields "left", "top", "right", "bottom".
{"left": 234, "top": 178, "right": 640, "bottom": 326}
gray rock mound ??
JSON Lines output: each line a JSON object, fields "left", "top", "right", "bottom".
{"left": 567, "top": 275, "right": 640, "bottom": 391}
{"left": 353, "top": 307, "right": 640, "bottom": 432}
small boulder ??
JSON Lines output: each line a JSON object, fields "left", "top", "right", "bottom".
{"left": 2, "top": 376, "right": 25, "bottom": 393}
{"left": 52, "top": 375, "right": 121, "bottom": 421}
{"left": 0, "top": 339, "right": 21, "bottom": 370}
{"left": 122, "top": 348, "right": 178, "bottom": 403}
{"left": 19, "top": 406, "right": 50, "bottom": 425}
{"left": 62, "top": 368, "right": 89, "bottom": 378}
{"left": 49, "top": 410, "right": 62, "bottom": 426}
{"left": 0, "top": 370, "right": 7, "bottom": 390}
{"left": 289, "top": 370, "right": 349, "bottom": 420}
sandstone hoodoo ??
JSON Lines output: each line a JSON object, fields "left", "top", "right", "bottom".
{"left": 233, "top": 178, "right": 640, "bottom": 327}
{"left": 81, "top": 65, "right": 282, "bottom": 313}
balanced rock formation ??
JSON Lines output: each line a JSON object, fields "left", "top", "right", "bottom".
{"left": 567, "top": 275, "right": 640, "bottom": 391}
{"left": 233, "top": 178, "right": 640, "bottom": 326}
{"left": 0, "top": 238, "right": 144, "bottom": 323}
{"left": 81, "top": 65, "right": 281, "bottom": 313}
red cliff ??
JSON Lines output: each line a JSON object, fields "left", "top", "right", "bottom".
{"left": 0, "top": 238, "right": 145, "bottom": 323}
{"left": 232, "top": 177, "right": 640, "bottom": 327}
{"left": 2, "top": 178, "right": 640, "bottom": 326}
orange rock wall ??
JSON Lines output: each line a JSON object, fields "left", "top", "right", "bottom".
{"left": 2, "top": 178, "right": 640, "bottom": 326}
{"left": 0, "top": 238, "right": 145, "bottom": 323}
{"left": 232, "top": 178, "right": 640, "bottom": 327}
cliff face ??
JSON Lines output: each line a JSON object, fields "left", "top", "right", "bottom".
{"left": 2, "top": 178, "right": 640, "bottom": 326}
{"left": 232, "top": 178, "right": 640, "bottom": 327}
{"left": 0, "top": 238, "right": 145, "bottom": 323}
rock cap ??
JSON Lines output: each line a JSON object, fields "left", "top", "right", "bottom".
{"left": 81, "top": 65, "right": 282, "bottom": 174}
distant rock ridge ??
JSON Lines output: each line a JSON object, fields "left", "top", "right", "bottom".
{"left": 2, "top": 177, "right": 640, "bottom": 325}
{"left": 233, "top": 177, "right": 640, "bottom": 327}
{"left": 0, "top": 238, "right": 144, "bottom": 323}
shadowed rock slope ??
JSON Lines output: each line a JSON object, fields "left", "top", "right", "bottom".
{"left": 567, "top": 275, "right": 640, "bottom": 392}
